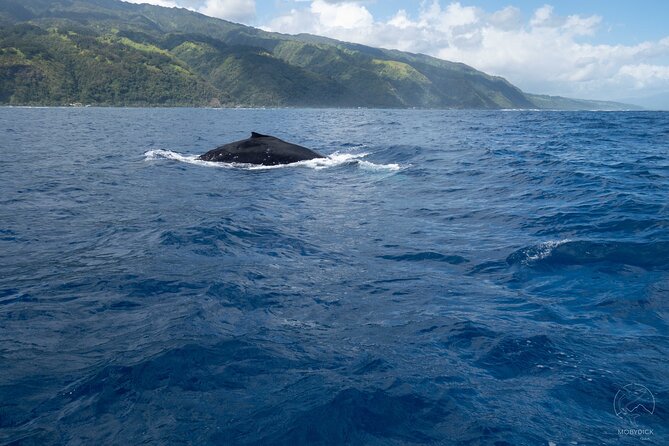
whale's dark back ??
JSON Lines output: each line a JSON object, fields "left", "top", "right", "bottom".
{"left": 198, "top": 132, "right": 325, "bottom": 165}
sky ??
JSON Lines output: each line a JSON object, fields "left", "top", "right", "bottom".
{"left": 123, "top": 1, "right": 669, "bottom": 106}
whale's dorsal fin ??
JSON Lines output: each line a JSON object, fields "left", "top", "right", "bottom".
{"left": 251, "top": 132, "right": 269, "bottom": 138}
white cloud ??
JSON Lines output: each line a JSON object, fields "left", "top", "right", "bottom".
{"left": 530, "top": 5, "right": 554, "bottom": 28}
{"left": 266, "top": 1, "right": 669, "bottom": 101}
{"left": 199, "top": 0, "right": 256, "bottom": 22}
{"left": 488, "top": 6, "right": 521, "bottom": 31}
{"left": 266, "top": 0, "right": 371, "bottom": 33}
{"left": 122, "top": 0, "right": 183, "bottom": 7}
{"left": 618, "top": 64, "right": 669, "bottom": 89}
{"left": 387, "top": 10, "right": 412, "bottom": 30}
{"left": 122, "top": 0, "right": 256, "bottom": 23}
{"left": 311, "top": 0, "right": 373, "bottom": 29}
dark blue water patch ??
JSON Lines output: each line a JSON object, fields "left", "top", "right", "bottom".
{"left": 474, "top": 334, "right": 562, "bottom": 380}
{"left": 1, "top": 108, "right": 668, "bottom": 445}
{"left": 0, "top": 292, "right": 38, "bottom": 306}
{"left": 250, "top": 388, "right": 448, "bottom": 445}
{"left": 105, "top": 300, "right": 142, "bottom": 310}
{"left": 0, "top": 229, "right": 22, "bottom": 242}
{"left": 379, "top": 251, "right": 469, "bottom": 264}
{"left": 64, "top": 341, "right": 288, "bottom": 398}
{"left": 467, "top": 260, "right": 509, "bottom": 275}
{"left": 438, "top": 320, "right": 499, "bottom": 350}
{"left": 351, "top": 356, "right": 393, "bottom": 375}
{"left": 160, "top": 222, "right": 323, "bottom": 259}
{"left": 0, "top": 288, "right": 20, "bottom": 299}
{"left": 377, "top": 144, "right": 424, "bottom": 163}
{"left": 208, "top": 286, "right": 298, "bottom": 310}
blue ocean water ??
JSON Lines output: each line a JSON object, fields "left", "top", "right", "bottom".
{"left": 1, "top": 107, "right": 668, "bottom": 445}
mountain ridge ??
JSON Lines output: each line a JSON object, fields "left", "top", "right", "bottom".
{"left": 0, "top": 0, "right": 638, "bottom": 110}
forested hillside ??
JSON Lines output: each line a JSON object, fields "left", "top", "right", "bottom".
{"left": 0, "top": 0, "right": 634, "bottom": 109}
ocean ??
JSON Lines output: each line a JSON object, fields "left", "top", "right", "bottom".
{"left": 1, "top": 108, "right": 667, "bottom": 445}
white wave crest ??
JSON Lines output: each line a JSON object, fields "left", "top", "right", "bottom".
{"left": 526, "top": 239, "right": 572, "bottom": 262}
{"left": 144, "top": 149, "right": 207, "bottom": 165}
{"left": 144, "top": 149, "right": 402, "bottom": 171}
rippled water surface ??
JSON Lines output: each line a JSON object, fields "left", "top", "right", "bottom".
{"left": 1, "top": 108, "right": 668, "bottom": 445}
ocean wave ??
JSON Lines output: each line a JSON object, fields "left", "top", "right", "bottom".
{"left": 475, "top": 334, "right": 563, "bottom": 380}
{"left": 507, "top": 240, "right": 669, "bottom": 269}
{"left": 144, "top": 149, "right": 401, "bottom": 171}
{"left": 379, "top": 251, "right": 469, "bottom": 264}
{"left": 254, "top": 387, "right": 447, "bottom": 445}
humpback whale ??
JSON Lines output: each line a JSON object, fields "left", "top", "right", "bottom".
{"left": 198, "top": 132, "right": 325, "bottom": 166}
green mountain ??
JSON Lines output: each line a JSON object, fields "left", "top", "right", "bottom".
{"left": 0, "top": 0, "right": 635, "bottom": 109}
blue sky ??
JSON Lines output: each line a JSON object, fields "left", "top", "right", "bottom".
{"left": 363, "top": 1, "right": 669, "bottom": 44}
{"left": 124, "top": 1, "right": 669, "bottom": 106}
{"left": 260, "top": 1, "right": 669, "bottom": 45}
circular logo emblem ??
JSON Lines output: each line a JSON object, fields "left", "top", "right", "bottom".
{"left": 614, "top": 383, "right": 655, "bottom": 423}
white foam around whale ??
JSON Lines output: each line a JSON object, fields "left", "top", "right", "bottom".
{"left": 144, "top": 149, "right": 402, "bottom": 171}
{"left": 525, "top": 239, "right": 572, "bottom": 262}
